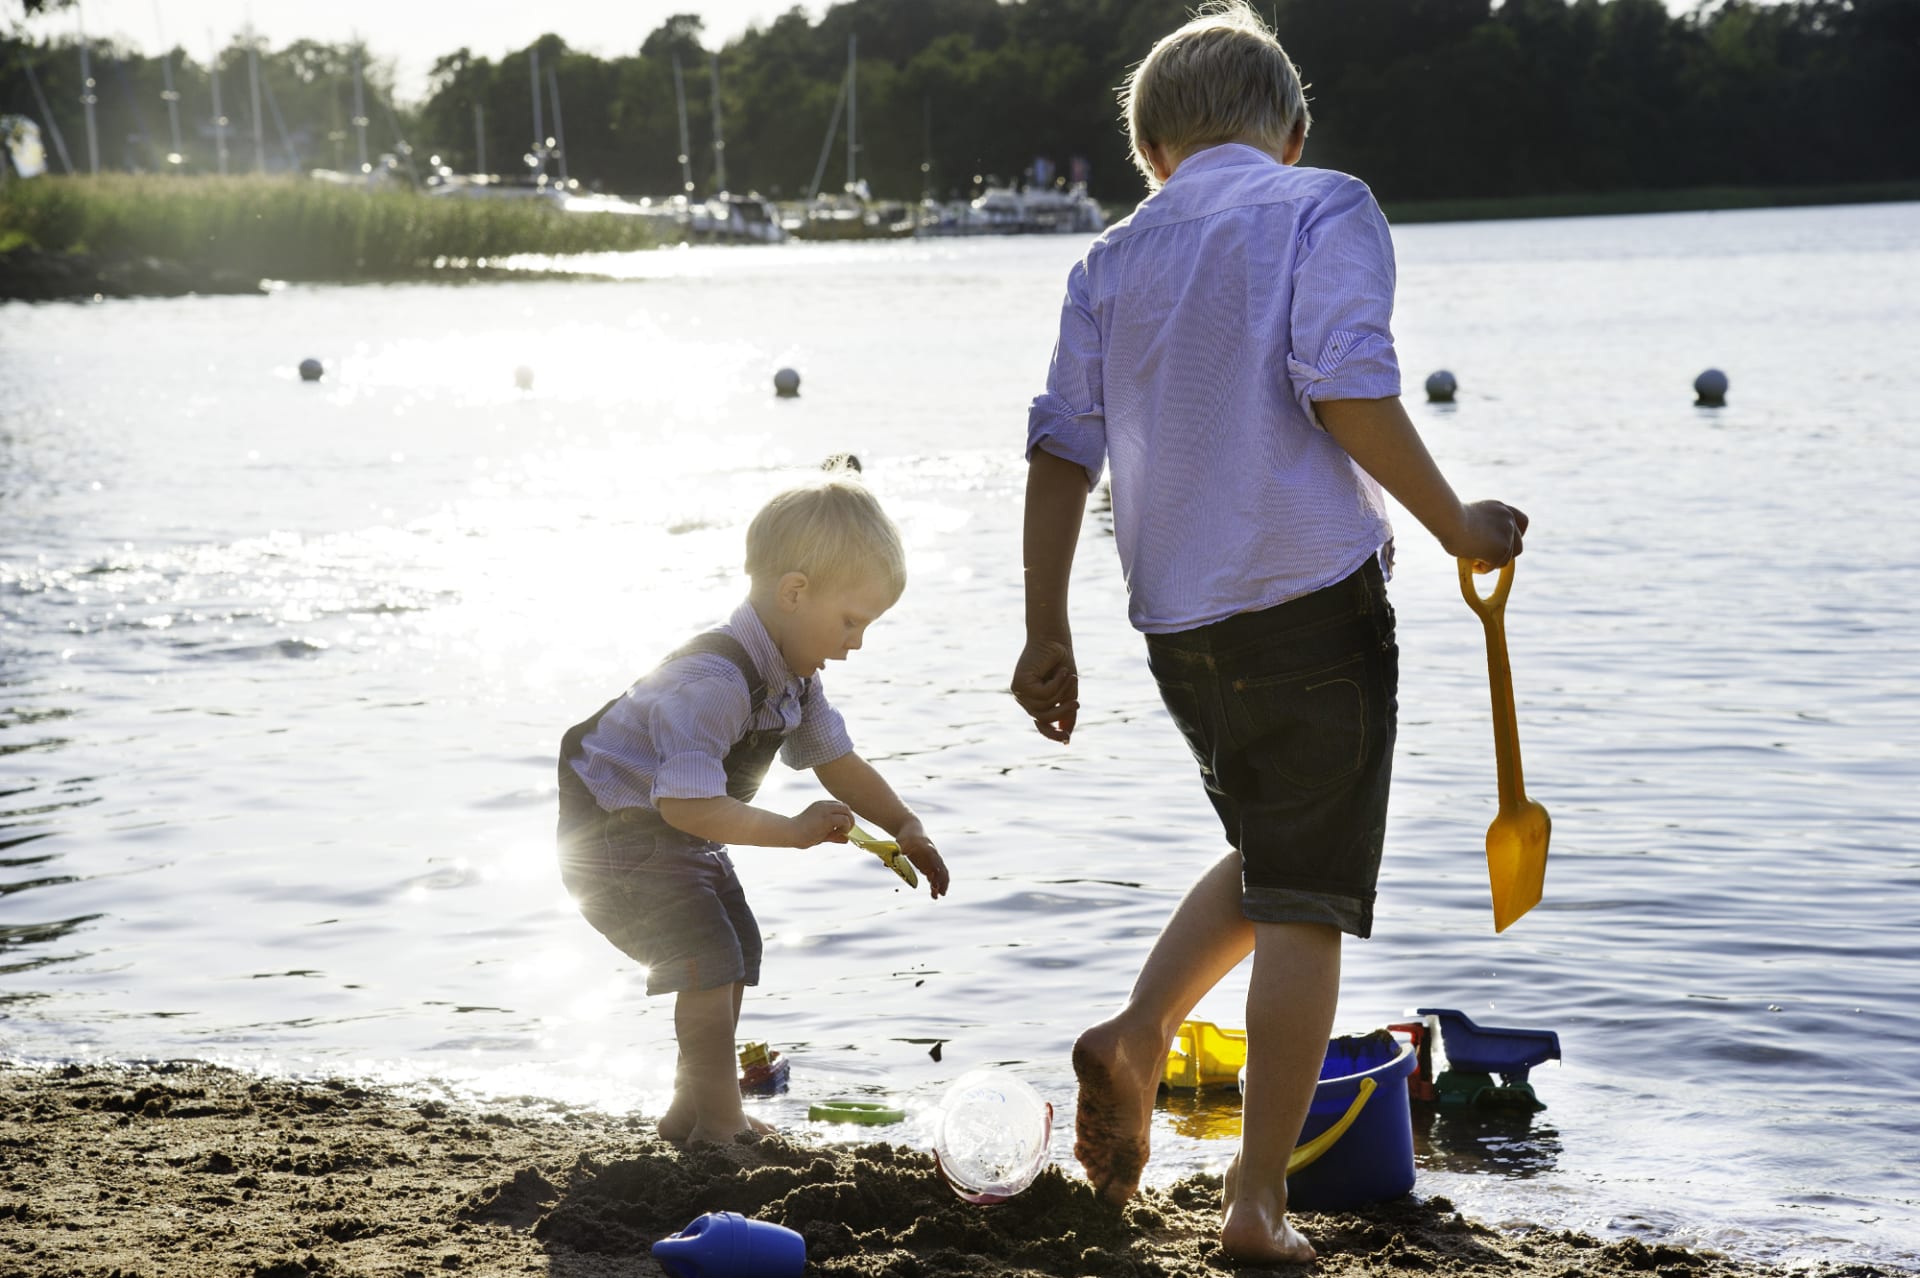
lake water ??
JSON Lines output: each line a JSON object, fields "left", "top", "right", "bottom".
{"left": 3, "top": 202, "right": 1917, "bottom": 1271}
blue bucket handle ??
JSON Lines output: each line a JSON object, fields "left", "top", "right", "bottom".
{"left": 1287, "top": 1077, "right": 1376, "bottom": 1175}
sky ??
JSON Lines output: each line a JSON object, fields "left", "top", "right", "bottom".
{"left": 28, "top": 1, "right": 820, "bottom": 102}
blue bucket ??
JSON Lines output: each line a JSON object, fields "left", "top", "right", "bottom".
{"left": 1284, "top": 1031, "right": 1417, "bottom": 1211}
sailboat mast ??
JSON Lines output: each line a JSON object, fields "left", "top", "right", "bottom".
{"left": 708, "top": 52, "right": 726, "bottom": 195}
{"left": 15, "top": 52, "right": 76, "bottom": 173}
{"left": 247, "top": 36, "right": 265, "bottom": 173}
{"left": 77, "top": 17, "right": 99, "bottom": 174}
{"left": 528, "top": 45, "right": 545, "bottom": 181}
{"left": 547, "top": 67, "right": 567, "bottom": 187}
{"left": 151, "top": 2, "right": 184, "bottom": 167}
{"left": 845, "top": 34, "right": 856, "bottom": 192}
{"left": 349, "top": 46, "right": 367, "bottom": 182}
{"left": 211, "top": 33, "right": 230, "bottom": 175}
{"left": 671, "top": 54, "right": 693, "bottom": 197}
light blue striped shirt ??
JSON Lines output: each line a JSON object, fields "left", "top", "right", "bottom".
{"left": 569, "top": 600, "right": 854, "bottom": 816}
{"left": 1028, "top": 143, "right": 1399, "bottom": 634}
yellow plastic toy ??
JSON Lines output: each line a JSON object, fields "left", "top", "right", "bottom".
{"left": 847, "top": 823, "right": 918, "bottom": 888}
{"left": 1164, "top": 1020, "right": 1248, "bottom": 1090}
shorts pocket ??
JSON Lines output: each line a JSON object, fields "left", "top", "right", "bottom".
{"left": 1229, "top": 655, "right": 1369, "bottom": 789}
{"left": 1151, "top": 674, "right": 1218, "bottom": 778}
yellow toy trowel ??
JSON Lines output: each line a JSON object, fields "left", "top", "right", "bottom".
{"left": 848, "top": 824, "right": 918, "bottom": 888}
{"left": 1459, "top": 558, "right": 1550, "bottom": 932}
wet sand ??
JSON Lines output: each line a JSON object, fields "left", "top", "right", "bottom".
{"left": 0, "top": 1061, "right": 1890, "bottom": 1278}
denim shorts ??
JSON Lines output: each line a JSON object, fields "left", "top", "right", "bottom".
{"left": 1145, "top": 556, "right": 1399, "bottom": 937}
{"left": 557, "top": 800, "right": 763, "bottom": 996}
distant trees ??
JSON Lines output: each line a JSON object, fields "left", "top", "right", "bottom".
{"left": 5, "top": 0, "right": 1916, "bottom": 203}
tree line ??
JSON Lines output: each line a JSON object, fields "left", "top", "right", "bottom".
{"left": 5, "top": 0, "right": 1917, "bottom": 205}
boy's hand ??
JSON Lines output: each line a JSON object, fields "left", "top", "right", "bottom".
{"left": 1450, "top": 501, "right": 1529, "bottom": 571}
{"left": 1011, "top": 636, "right": 1079, "bottom": 744}
{"left": 892, "top": 817, "right": 950, "bottom": 899}
{"left": 791, "top": 800, "right": 855, "bottom": 848}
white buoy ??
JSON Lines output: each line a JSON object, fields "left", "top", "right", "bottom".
{"left": 514, "top": 365, "right": 535, "bottom": 391}
{"left": 1425, "top": 370, "right": 1457, "bottom": 403}
{"left": 298, "top": 358, "right": 324, "bottom": 382}
{"left": 773, "top": 367, "right": 801, "bottom": 398}
{"left": 1694, "top": 368, "right": 1728, "bottom": 406}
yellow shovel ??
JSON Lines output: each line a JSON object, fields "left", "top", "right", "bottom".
{"left": 1459, "top": 558, "right": 1550, "bottom": 932}
{"left": 848, "top": 824, "right": 918, "bottom": 888}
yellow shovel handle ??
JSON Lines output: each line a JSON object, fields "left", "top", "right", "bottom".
{"left": 1458, "top": 557, "right": 1514, "bottom": 618}
{"left": 1287, "top": 1077, "right": 1376, "bottom": 1175}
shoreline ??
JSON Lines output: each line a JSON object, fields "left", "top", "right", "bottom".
{"left": 6, "top": 179, "right": 1916, "bottom": 302}
{"left": 0, "top": 1059, "right": 1898, "bottom": 1278}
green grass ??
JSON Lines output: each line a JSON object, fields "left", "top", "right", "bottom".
{"left": 1382, "top": 180, "right": 1920, "bottom": 225}
{"left": 0, "top": 175, "right": 671, "bottom": 280}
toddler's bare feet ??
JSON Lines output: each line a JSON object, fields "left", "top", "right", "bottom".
{"left": 684, "top": 1117, "right": 760, "bottom": 1145}
{"left": 1221, "top": 1175, "right": 1316, "bottom": 1265}
{"left": 657, "top": 1100, "right": 694, "bottom": 1145}
{"left": 1071, "top": 1017, "right": 1163, "bottom": 1203}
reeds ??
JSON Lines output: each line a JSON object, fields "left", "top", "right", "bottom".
{"left": 0, "top": 175, "right": 670, "bottom": 280}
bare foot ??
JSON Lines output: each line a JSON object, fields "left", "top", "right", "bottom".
{"left": 1221, "top": 1192, "right": 1316, "bottom": 1265}
{"left": 657, "top": 1100, "right": 694, "bottom": 1145}
{"left": 1071, "top": 1017, "right": 1162, "bottom": 1203}
{"left": 745, "top": 1112, "right": 775, "bottom": 1135}
{"left": 684, "top": 1118, "right": 759, "bottom": 1145}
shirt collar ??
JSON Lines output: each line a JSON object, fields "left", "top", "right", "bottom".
{"left": 1167, "top": 141, "right": 1281, "bottom": 182}
{"left": 730, "top": 599, "right": 803, "bottom": 694}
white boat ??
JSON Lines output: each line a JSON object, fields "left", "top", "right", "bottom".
{"left": 922, "top": 180, "right": 1106, "bottom": 236}
{"left": 689, "top": 192, "right": 785, "bottom": 244}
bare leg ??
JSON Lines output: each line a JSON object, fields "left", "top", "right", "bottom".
{"left": 1073, "top": 849, "right": 1254, "bottom": 1202}
{"left": 659, "top": 983, "right": 771, "bottom": 1141}
{"left": 665, "top": 984, "right": 756, "bottom": 1144}
{"left": 1221, "top": 921, "right": 1340, "bottom": 1264}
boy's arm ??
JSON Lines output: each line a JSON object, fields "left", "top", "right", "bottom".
{"left": 1012, "top": 447, "right": 1090, "bottom": 743}
{"left": 1316, "top": 395, "right": 1528, "bottom": 567}
{"left": 655, "top": 795, "right": 852, "bottom": 849}
{"left": 814, "top": 752, "right": 949, "bottom": 897}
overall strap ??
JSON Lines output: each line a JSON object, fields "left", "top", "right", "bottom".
{"left": 660, "top": 631, "right": 768, "bottom": 716}
{"left": 559, "top": 630, "right": 768, "bottom": 766}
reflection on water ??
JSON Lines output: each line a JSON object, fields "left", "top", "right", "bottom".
{"left": 1415, "top": 1108, "right": 1563, "bottom": 1180}
{"left": 1, "top": 207, "right": 1918, "bottom": 1270}
{"left": 1158, "top": 1088, "right": 1246, "bottom": 1143}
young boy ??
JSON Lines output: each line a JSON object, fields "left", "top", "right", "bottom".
{"left": 1010, "top": 1, "right": 1528, "bottom": 1263}
{"left": 559, "top": 478, "right": 948, "bottom": 1145}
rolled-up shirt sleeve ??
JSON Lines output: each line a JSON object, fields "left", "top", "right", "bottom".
{"left": 1285, "top": 176, "right": 1402, "bottom": 427}
{"left": 1026, "top": 260, "right": 1108, "bottom": 489}
{"left": 782, "top": 674, "right": 854, "bottom": 771}
{"left": 647, "top": 673, "right": 752, "bottom": 802}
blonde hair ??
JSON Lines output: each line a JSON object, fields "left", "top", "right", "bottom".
{"left": 745, "top": 478, "right": 907, "bottom": 601}
{"left": 1120, "top": 0, "right": 1312, "bottom": 187}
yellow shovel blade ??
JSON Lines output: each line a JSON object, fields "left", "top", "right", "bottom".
{"left": 1487, "top": 799, "right": 1550, "bottom": 932}
{"left": 848, "top": 824, "right": 918, "bottom": 888}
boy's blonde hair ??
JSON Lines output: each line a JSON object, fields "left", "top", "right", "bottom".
{"left": 1120, "top": 0, "right": 1312, "bottom": 187}
{"left": 745, "top": 478, "right": 907, "bottom": 602}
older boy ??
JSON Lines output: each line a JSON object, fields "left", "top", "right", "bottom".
{"left": 1011, "top": 1, "right": 1528, "bottom": 1262}
{"left": 560, "top": 478, "right": 948, "bottom": 1146}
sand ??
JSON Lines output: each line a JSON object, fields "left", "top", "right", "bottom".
{"left": 0, "top": 1060, "right": 1893, "bottom": 1278}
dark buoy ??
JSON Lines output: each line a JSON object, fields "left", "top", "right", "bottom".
{"left": 821, "top": 453, "right": 862, "bottom": 474}
{"left": 774, "top": 367, "right": 801, "bottom": 398}
{"left": 1425, "top": 370, "right": 1457, "bottom": 403}
{"left": 1694, "top": 368, "right": 1728, "bottom": 407}
{"left": 298, "top": 358, "right": 324, "bottom": 383}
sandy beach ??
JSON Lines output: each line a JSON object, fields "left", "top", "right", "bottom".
{"left": 0, "top": 1060, "right": 1889, "bottom": 1278}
